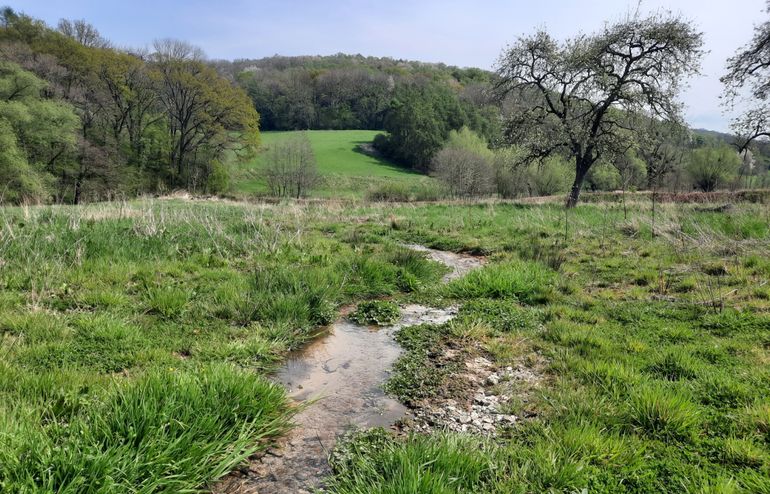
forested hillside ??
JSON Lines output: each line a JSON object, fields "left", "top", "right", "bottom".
{"left": 216, "top": 54, "right": 500, "bottom": 170}
{"left": 0, "top": 8, "right": 258, "bottom": 204}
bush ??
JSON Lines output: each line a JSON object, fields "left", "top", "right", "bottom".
{"left": 531, "top": 156, "right": 572, "bottom": 196}
{"left": 431, "top": 147, "right": 495, "bottom": 198}
{"left": 687, "top": 146, "right": 740, "bottom": 192}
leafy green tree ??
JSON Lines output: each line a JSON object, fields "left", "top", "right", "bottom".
{"left": 687, "top": 146, "right": 740, "bottom": 192}
{"left": 151, "top": 39, "right": 259, "bottom": 190}
{"left": 0, "top": 60, "right": 78, "bottom": 203}
{"left": 377, "top": 82, "right": 467, "bottom": 169}
{"left": 445, "top": 126, "right": 493, "bottom": 158}
{"left": 0, "top": 119, "right": 48, "bottom": 202}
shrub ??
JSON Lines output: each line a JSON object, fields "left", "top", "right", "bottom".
{"left": 431, "top": 147, "right": 494, "bottom": 198}
{"left": 687, "top": 146, "right": 740, "bottom": 192}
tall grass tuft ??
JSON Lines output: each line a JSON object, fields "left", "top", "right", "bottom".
{"left": 327, "top": 429, "right": 498, "bottom": 494}
{"left": 0, "top": 364, "right": 291, "bottom": 492}
{"left": 626, "top": 383, "right": 700, "bottom": 441}
{"left": 446, "top": 259, "right": 555, "bottom": 304}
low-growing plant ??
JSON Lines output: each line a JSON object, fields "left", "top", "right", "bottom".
{"left": 0, "top": 364, "right": 291, "bottom": 492}
{"left": 350, "top": 300, "right": 400, "bottom": 326}
{"left": 645, "top": 350, "right": 701, "bottom": 381}
{"left": 144, "top": 285, "right": 190, "bottom": 319}
{"left": 719, "top": 437, "right": 766, "bottom": 468}
{"left": 327, "top": 431, "right": 499, "bottom": 494}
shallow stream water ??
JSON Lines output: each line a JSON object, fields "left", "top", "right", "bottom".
{"left": 217, "top": 246, "right": 484, "bottom": 494}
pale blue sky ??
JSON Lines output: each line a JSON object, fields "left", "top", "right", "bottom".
{"left": 9, "top": 0, "right": 768, "bottom": 131}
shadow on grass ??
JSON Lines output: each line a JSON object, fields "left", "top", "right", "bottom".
{"left": 351, "top": 141, "right": 422, "bottom": 176}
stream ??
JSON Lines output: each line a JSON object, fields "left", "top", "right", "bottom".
{"left": 216, "top": 246, "right": 484, "bottom": 494}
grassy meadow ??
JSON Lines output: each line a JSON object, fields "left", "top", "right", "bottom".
{"left": 327, "top": 200, "right": 770, "bottom": 493}
{"left": 0, "top": 199, "right": 447, "bottom": 492}
{"left": 230, "top": 130, "right": 436, "bottom": 199}
{"left": 1, "top": 197, "right": 769, "bottom": 492}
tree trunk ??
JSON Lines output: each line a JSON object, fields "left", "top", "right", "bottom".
{"left": 565, "top": 160, "right": 590, "bottom": 208}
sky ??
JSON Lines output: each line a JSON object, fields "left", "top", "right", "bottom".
{"left": 10, "top": 0, "right": 769, "bottom": 132}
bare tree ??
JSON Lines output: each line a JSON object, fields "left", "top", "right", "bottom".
{"left": 431, "top": 147, "right": 494, "bottom": 198}
{"left": 151, "top": 39, "right": 205, "bottom": 64}
{"left": 57, "top": 19, "right": 111, "bottom": 48}
{"left": 264, "top": 134, "right": 319, "bottom": 198}
{"left": 496, "top": 12, "right": 703, "bottom": 207}
{"left": 722, "top": 1, "right": 770, "bottom": 152}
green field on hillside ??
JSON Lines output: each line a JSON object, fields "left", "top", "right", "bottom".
{"left": 231, "top": 130, "right": 434, "bottom": 199}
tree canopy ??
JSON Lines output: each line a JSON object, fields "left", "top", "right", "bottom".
{"left": 0, "top": 8, "right": 259, "bottom": 203}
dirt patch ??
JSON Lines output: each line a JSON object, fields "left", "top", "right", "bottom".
{"left": 399, "top": 347, "right": 547, "bottom": 436}
{"left": 402, "top": 244, "right": 486, "bottom": 281}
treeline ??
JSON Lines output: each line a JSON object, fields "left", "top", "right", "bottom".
{"left": 0, "top": 8, "right": 258, "bottom": 204}
{"left": 421, "top": 126, "right": 767, "bottom": 202}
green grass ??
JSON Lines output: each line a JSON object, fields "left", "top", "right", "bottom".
{"left": 321, "top": 200, "right": 770, "bottom": 493}
{"left": 1, "top": 364, "right": 290, "bottom": 493}
{"left": 230, "top": 130, "right": 435, "bottom": 198}
{"left": 0, "top": 199, "right": 448, "bottom": 492}
{"left": 3, "top": 198, "right": 770, "bottom": 492}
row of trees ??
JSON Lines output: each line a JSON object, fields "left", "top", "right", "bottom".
{"left": 220, "top": 54, "right": 494, "bottom": 132}
{"left": 0, "top": 8, "right": 258, "bottom": 204}
{"left": 430, "top": 127, "right": 747, "bottom": 200}
{"left": 429, "top": 7, "right": 770, "bottom": 206}
{"left": 3, "top": 6, "right": 770, "bottom": 205}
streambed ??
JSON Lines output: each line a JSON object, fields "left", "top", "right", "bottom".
{"left": 217, "top": 246, "right": 484, "bottom": 494}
